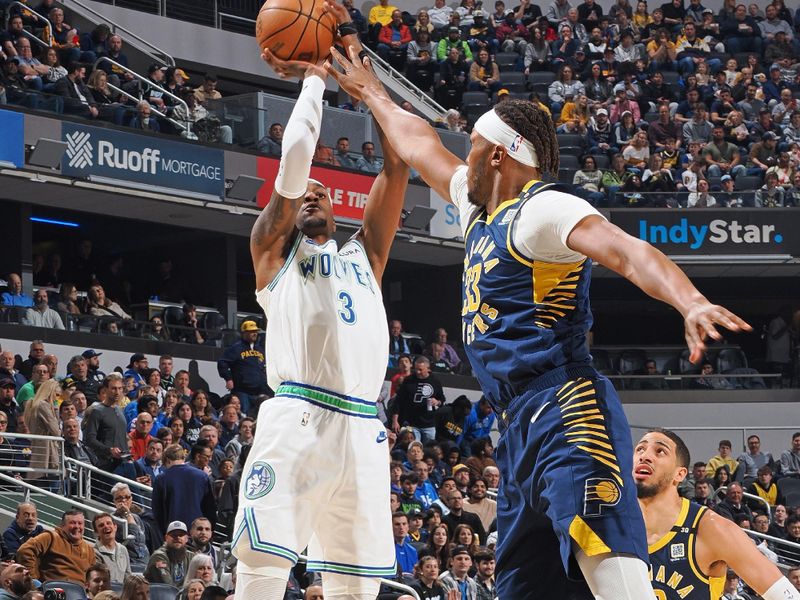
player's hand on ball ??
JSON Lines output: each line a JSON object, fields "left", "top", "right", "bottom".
{"left": 683, "top": 301, "right": 751, "bottom": 363}
{"left": 261, "top": 48, "right": 328, "bottom": 81}
{"left": 322, "top": 0, "right": 350, "bottom": 26}
{"left": 327, "top": 45, "right": 381, "bottom": 101}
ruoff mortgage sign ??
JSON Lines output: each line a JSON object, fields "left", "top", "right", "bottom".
{"left": 61, "top": 122, "right": 225, "bottom": 197}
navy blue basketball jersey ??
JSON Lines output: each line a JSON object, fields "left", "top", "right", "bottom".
{"left": 649, "top": 498, "right": 724, "bottom": 600}
{"left": 461, "top": 180, "right": 594, "bottom": 411}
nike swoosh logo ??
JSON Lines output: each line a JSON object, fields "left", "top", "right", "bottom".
{"left": 376, "top": 431, "right": 387, "bottom": 443}
{"left": 530, "top": 401, "right": 551, "bottom": 425}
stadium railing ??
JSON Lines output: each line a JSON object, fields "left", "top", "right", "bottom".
{"left": 714, "top": 486, "right": 772, "bottom": 520}
{"left": 5, "top": 1, "right": 53, "bottom": 47}
{"left": 746, "top": 530, "right": 800, "bottom": 568}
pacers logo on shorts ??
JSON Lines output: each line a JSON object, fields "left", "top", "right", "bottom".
{"left": 244, "top": 461, "right": 276, "bottom": 500}
{"left": 583, "top": 478, "right": 621, "bottom": 517}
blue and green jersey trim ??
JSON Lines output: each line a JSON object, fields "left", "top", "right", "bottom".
{"left": 232, "top": 508, "right": 301, "bottom": 564}
{"left": 306, "top": 558, "right": 398, "bottom": 578}
{"left": 276, "top": 381, "right": 378, "bottom": 419}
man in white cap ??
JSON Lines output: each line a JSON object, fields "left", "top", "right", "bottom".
{"left": 143, "top": 520, "right": 195, "bottom": 587}
{"left": 216, "top": 320, "right": 270, "bottom": 416}
{"left": 328, "top": 24, "right": 750, "bottom": 600}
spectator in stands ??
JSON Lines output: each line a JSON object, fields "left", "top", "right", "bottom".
{"left": 703, "top": 126, "right": 746, "bottom": 179}
{"left": 462, "top": 477, "right": 496, "bottom": 533}
{"left": 622, "top": 130, "right": 650, "bottom": 173}
{"left": 187, "top": 518, "right": 217, "bottom": 570}
{"left": 65, "top": 354, "right": 99, "bottom": 404}
{"left": 0, "top": 563, "right": 34, "bottom": 599}
{"left": 0, "top": 15, "right": 25, "bottom": 58}
{"left": 779, "top": 432, "right": 800, "bottom": 477}
{"left": 721, "top": 3, "right": 763, "bottom": 55}
{"left": 83, "top": 350, "right": 105, "bottom": 385}
{"left": 12, "top": 39, "right": 46, "bottom": 91}
{"left": 601, "top": 152, "right": 633, "bottom": 205}
{"left": 144, "top": 520, "right": 195, "bottom": 587}
{"left": 646, "top": 27, "right": 677, "bottom": 72}
{"left": 63, "top": 417, "right": 97, "bottom": 465}
{"left": 694, "top": 479, "right": 716, "bottom": 508}
{"left": 256, "top": 122, "right": 282, "bottom": 155}
{"left": 128, "top": 100, "right": 160, "bottom": 133}
{"left": 495, "top": 11, "right": 529, "bottom": 55}
{"left": 437, "top": 26, "right": 473, "bottom": 63}
{"left": 391, "top": 356, "right": 445, "bottom": 442}
{"left": 52, "top": 62, "right": 99, "bottom": 119}
{"left": 100, "top": 34, "right": 131, "bottom": 88}
{"left": 0, "top": 353, "right": 24, "bottom": 394}
{"left": 331, "top": 137, "right": 358, "bottom": 170}
{"left": 18, "top": 342, "right": 43, "bottom": 383}
{"left": 572, "top": 155, "right": 606, "bottom": 205}
{"left": 23, "top": 378, "right": 60, "bottom": 482}
{"left": 748, "top": 131, "right": 780, "bottom": 178}
{"left": 368, "top": 0, "right": 397, "bottom": 29}
{"left": 2, "top": 504, "right": 42, "bottom": 559}
{"left": 747, "top": 466, "right": 783, "bottom": 507}
{"left": 152, "top": 444, "right": 216, "bottom": 537}
{"left": 1, "top": 274, "right": 32, "bottom": 307}
{"left": 405, "top": 29, "right": 437, "bottom": 92}
{"left": 680, "top": 461, "right": 708, "bottom": 499}
{"left": 343, "top": 0, "right": 366, "bottom": 34}
{"left": 392, "top": 512, "right": 418, "bottom": 577}
{"left": 17, "top": 509, "right": 95, "bottom": 584}
{"left": 48, "top": 7, "right": 95, "bottom": 68}
{"left": 412, "top": 555, "right": 447, "bottom": 599}
{"left": 356, "top": 140, "right": 384, "bottom": 174}
{"left": 87, "top": 284, "right": 131, "bottom": 320}
{"left": 738, "top": 434, "right": 775, "bottom": 478}
{"left": 429, "top": 0, "right": 455, "bottom": 31}
{"left": 610, "top": 85, "right": 641, "bottom": 124}
{"left": 109, "top": 483, "right": 149, "bottom": 572}
{"left": 755, "top": 172, "right": 785, "bottom": 206}
{"left": 715, "top": 482, "right": 754, "bottom": 524}
{"left": 198, "top": 426, "right": 224, "bottom": 477}
{"left": 55, "top": 282, "right": 80, "bottom": 316}
{"left": 224, "top": 415, "right": 252, "bottom": 464}
{"left": 548, "top": 64, "right": 584, "bottom": 113}
{"left": 675, "top": 21, "right": 717, "bottom": 75}
{"left": 443, "top": 490, "right": 486, "bottom": 543}
{"left": 388, "top": 320, "right": 411, "bottom": 367}
{"left": 93, "top": 512, "right": 130, "bottom": 584}
{"left": 687, "top": 178, "right": 718, "bottom": 207}
{"left": 0, "top": 379, "right": 19, "bottom": 433}
{"left": 473, "top": 549, "right": 496, "bottom": 600}
{"left": 788, "top": 566, "right": 800, "bottom": 593}
{"left": 377, "top": 9, "right": 412, "bottom": 67}
{"left": 439, "top": 546, "right": 477, "bottom": 598}
{"left": 217, "top": 320, "right": 268, "bottom": 417}
{"left": 83, "top": 374, "right": 128, "bottom": 471}
{"left": 467, "top": 49, "right": 500, "bottom": 96}
{"left": 175, "top": 304, "right": 205, "bottom": 345}
{"left": 706, "top": 439, "right": 739, "bottom": 477}
{"left": 193, "top": 73, "right": 221, "bottom": 107}
{"left": 128, "top": 412, "right": 153, "bottom": 461}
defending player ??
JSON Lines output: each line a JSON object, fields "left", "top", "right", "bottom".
{"left": 326, "top": 29, "right": 750, "bottom": 600}
{"left": 231, "top": 30, "right": 409, "bottom": 600}
{"left": 635, "top": 428, "right": 800, "bottom": 600}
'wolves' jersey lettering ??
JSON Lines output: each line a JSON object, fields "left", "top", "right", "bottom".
{"left": 256, "top": 236, "right": 388, "bottom": 401}
{"left": 649, "top": 498, "right": 724, "bottom": 600}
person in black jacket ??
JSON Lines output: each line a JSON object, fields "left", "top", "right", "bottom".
{"left": 53, "top": 62, "right": 98, "bottom": 118}
{"left": 216, "top": 321, "right": 271, "bottom": 417}
{"left": 391, "top": 356, "right": 446, "bottom": 443}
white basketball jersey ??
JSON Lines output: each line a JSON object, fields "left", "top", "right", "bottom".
{"left": 256, "top": 234, "right": 389, "bottom": 401}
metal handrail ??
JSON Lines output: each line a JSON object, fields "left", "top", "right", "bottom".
{"left": 62, "top": 0, "right": 175, "bottom": 66}
{"left": 5, "top": 2, "right": 53, "bottom": 47}
{"left": 216, "top": 12, "right": 255, "bottom": 29}
{"left": 295, "top": 555, "right": 421, "bottom": 600}
{"left": 714, "top": 486, "right": 771, "bottom": 521}
{"left": 93, "top": 56, "right": 189, "bottom": 133}
{"left": 0, "top": 431, "right": 65, "bottom": 475}
{"left": 0, "top": 471, "right": 128, "bottom": 540}
{"left": 64, "top": 456, "right": 154, "bottom": 496}
{"left": 105, "top": 79, "right": 185, "bottom": 133}
{"left": 747, "top": 529, "right": 800, "bottom": 567}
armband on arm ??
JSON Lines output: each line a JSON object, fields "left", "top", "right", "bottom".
{"left": 273, "top": 74, "right": 325, "bottom": 198}
{"left": 762, "top": 577, "right": 800, "bottom": 600}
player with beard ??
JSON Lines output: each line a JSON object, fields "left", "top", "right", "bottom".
{"left": 232, "top": 12, "right": 409, "bottom": 600}
{"left": 634, "top": 428, "right": 799, "bottom": 600}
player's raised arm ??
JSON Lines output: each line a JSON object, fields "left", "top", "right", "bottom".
{"left": 566, "top": 215, "right": 751, "bottom": 362}
{"left": 698, "top": 511, "right": 799, "bottom": 599}
{"left": 323, "top": 0, "right": 410, "bottom": 280}
{"left": 250, "top": 54, "right": 327, "bottom": 291}
{"left": 322, "top": 14, "right": 463, "bottom": 203}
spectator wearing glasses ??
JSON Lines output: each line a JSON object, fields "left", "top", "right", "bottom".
{"left": 110, "top": 483, "right": 150, "bottom": 572}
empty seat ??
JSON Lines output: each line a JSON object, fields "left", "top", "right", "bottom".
{"left": 661, "top": 71, "right": 680, "bottom": 86}
{"left": 778, "top": 477, "right": 800, "bottom": 507}
{"left": 592, "top": 154, "right": 610, "bottom": 169}
{"left": 462, "top": 91, "right": 491, "bottom": 108}
{"left": 557, "top": 169, "right": 574, "bottom": 183}
{"left": 150, "top": 583, "right": 181, "bottom": 600}
{"left": 678, "top": 349, "right": 703, "bottom": 374}
{"left": 559, "top": 154, "right": 580, "bottom": 170}
{"left": 734, "top": 175, "right": 761, "bottom": 191}
{"left": 559, "top": 145, "right": 583, "bottom": 157}
{"left": 591, "top": 349, "right": 612, "bottom": 371}
{"left": 42, "top": 581, "right": 88, "bottom": 600}
{"left": 717, "top": 348, "right": 748, "bottom": 373}
{"left": 162, "top": 305, "right": 185, "bottom": 341}
{"left": 734, "top": 52, "right": 751, "bottom": 68}
{"left": 556, "top": 133, "right": 584, "bottom": 149}
{"left": 528, "top": 70, "right": 556, "bottom": 85}
{"left": 499, "top": 71, "right": 527, "bottom": 91}
{"left": 619, "top": 349, "right": 647, "bottom": 375}
{"left": 495, "top": 52, "right": 519, "bottom": 71}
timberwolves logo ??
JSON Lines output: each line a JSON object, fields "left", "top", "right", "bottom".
{"left": 583, "top": 478, "right": 621, "bottom": 517}
{"left": 244, "top": 461, "right": 276, "bottom": 500}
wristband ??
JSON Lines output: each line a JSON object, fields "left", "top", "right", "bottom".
{"left": 338, "top": 21, "right": 359, "bottom": 37}
{"left": 762, "top": 577, "right": 800, "bottom": 600}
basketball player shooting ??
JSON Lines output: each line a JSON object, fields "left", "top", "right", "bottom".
{"left": 636, "top": 429, "right": 800, "bottom": 600}
{"left": 231, "top": 25, "right": 409, "bottom": 600}
{"left": 325, "top": 21, "right": 751, "bottom": 600}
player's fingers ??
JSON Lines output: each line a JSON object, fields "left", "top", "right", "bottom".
{"left": 346, "top": 44, "right": 363, "bottom": 67}
{"left": 716, "top": 308, "right": 752, "bottom": 332}
{"left": 329, "top": 45, "right": 351, "bottom": 70}
{"left": 324, "top": 61, "right": 344, "bottom": 84}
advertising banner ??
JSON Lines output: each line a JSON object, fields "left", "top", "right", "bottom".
{"left": 256, "top": 156, "right": 374, "bottom": 221}
{"left": 0, "top": 110, "right": 24, "bottom": 168}
{"left": 61, "top": 123, "right": 225, "bottom": 197}
{"left": 429, "top": 188, "right": 463, "bottom": 240}
{"left": 609, "top": 209, "right": 800, "bottom": 255}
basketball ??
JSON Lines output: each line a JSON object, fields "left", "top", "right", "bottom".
{"left": 256, "top": 0, "right": 337, "bottom": 64}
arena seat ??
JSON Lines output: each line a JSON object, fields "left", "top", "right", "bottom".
{"left": 495, "top": 52, "right": 519, "bottom": 71}
{"left": 559, "top": 155, "right": 580, "bottom": 170}
{"left": 661, "top": 71, "right": 680, "bottom": 86}
{"left": 528, "top": 71, "right": 556, "bottom": 86}
{"left": 162, "top": 305, "right": 186, "bottom": 341}
{"left": 556, "top": 133, "right": 584, "bottom": 149}
{"left": 498, "top": 71, "right": 527, "bottom": 92}
{"left": 591, "top": 349, "right": 613, "bottom": 371}
{"left": 42, "top": 581, "right": 87, "bottom": 600}
{"left": 734, "top": 175, "right": 762, "bottom": 191}
{"left": 679, "top": 349, "right": 703, "bottom": 374}
{"left": 778, "top": 477, "right": 800, "bottom": 508}
{"left": 619, "top": 349, "right": 646, "bottom": 375}
{"left": 150, "top": 583, "right": 181, "bottom": 600}
{"left": 716, "top": 348, "right": 748, "bottom": 373}
{"left": 462, "top": 91, "right": 491, "bottom": 109}
{"left": 592, "top": 154, "right": 610, "bottom": 170}
{"left": 201, "top": 311, "right": 227, "bottom": 344}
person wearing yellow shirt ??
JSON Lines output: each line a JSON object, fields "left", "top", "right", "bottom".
{"left": 368, "top": 0, "right": 398, "bottom": 26}
{"left": 706, "top": 440, "right": 739, "bottom": 478}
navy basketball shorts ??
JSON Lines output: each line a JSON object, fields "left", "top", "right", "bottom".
{"left": 494, "top": 366, "right": 648, "bottom": 600}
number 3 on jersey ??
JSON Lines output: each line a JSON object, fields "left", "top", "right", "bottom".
{"left": 337, "top": 291, "right": 356, "bottom": 325}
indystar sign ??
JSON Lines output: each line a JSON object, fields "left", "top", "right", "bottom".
{"left": 62, "top": 123, "right": 225, "bottom": 198}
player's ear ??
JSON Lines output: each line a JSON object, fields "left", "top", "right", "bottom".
{"left": 674, "top": 466, "right": 688, "bottom": 486}
{"left": 490, "top": 145, "right": 505, "bottom": 167}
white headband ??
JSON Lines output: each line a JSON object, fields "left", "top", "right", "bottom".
{"left": 473, "top": 110, "right": 539, "bottom": 168}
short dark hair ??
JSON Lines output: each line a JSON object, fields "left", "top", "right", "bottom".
{"left": 793, "top": 431, "right": 800, "bottom": 441}
{"left": 204, "top": 72, "right": 217, "bottom": 82}
{"left": 647, "top": 428, "right": 690, "bottom": 468}
{"left": 62, "top": 509, "right": 85, "bottom": 522}
{"left": 85, "top": 563, "right": 110, "bottom": 583}
{"left": 718, "top": 439, "right": 732, "bottom": 448}
{"left": 473, "top": 549, "right": 495, "bottom": 563}
{"left": 392, "top": 511, "right": 408, "bottom": 522}
{"left": 400, "top": 473, "right": 420, "bottom": 485}
{"left": 757, "top": 465, "right": 773, "bottom": 477}
{"left": 747, "top": 434, "right": 760, "bottom": 442}
{"left": 92, "top": 511, "right": 114, "bottom": 529}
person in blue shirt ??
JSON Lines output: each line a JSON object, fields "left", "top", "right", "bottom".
{"left": 412, "top": 460, "right": 440, "bottom": 509}
{"left": 1, "top": 274, "right": 33, "bottom": 308}
{"left": 459, "top": 398, "right": 496, "bottom": 457}
{"left": 392, "top": 512, "right": 418, "bottom": 577}
{"left": 123, "top": 354, "right": 148, "bottom": 391}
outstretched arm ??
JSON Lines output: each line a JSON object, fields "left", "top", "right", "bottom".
{"left": 567, "top": 216, "right": 751, "bottom": 362}
{"left": 324, "top": 36, "right": 463, "bottom": 202}
{"left": 322, "top": 0, "right": 410, "bottom": 281}
{"left": 250, "top": 56, "right": 328, "bottom": 291}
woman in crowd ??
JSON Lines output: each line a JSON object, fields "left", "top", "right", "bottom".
{"left": 56, "top": 282, "right": 82, "bottom": 315}
{"left": 573, "top": 155, "right": 606, "bottom": 206}
{"left": 180, "top": 579, "right": 206, "bottom": 600}
{"left": 421, "top": 523, "right": 451, "bottom": 571}
{"left": 632, "top": 0, "right": 651, "bottom": 30}
{"left": 523, "top": 27, "right": 550, "bottom": 74}
{"left": 713, "top": 464, "right": 732, "bottom": 492}
{"left": 467, "top": 48, "right": 500, "bottom": 95}
{"left": 612, "top": 110, "right": 637, "bottom": 150}
{"left": 411, "top": 555, "right": 447, "bottom": 599}
{"left": 642, "top": 153, "right": 677, "bottom": 195}
{"left": 191, "top": 389, "right": 217, "bottom": 424}
{"left": 556, "top": 93, "right": 590, "bottom": 134}
{"left": 170, "top": 406, "right": 197, "bottom": 448}
{"left": 186, "top": 554, "right": 216, "bottom": 586}
{"left": 40, "top": 47, "right": 67, "bottom": 92}
{"left": 119, "top": 575, "right": 149, "bottom": 600}
{"left": 87, "top": 284, "right": 132, "bottom": 320}
{"left": 548, "top": 64, "right": 585, "bottom": 113}
{"left": 24, "top": 379, "right": 61, "bottom": 482}
{"left": 413, "top": 9, "right": 434, "bottom": 36}
{"left": 452, "top": 523, "right": 479, "bottom": 554}
{"left": 145, "top": 316, "right": 171, "bottom": 342}
{"left": 584, "top": 63, "right": 613, "bottom": 111}
{"left": 87, "top": 69, "right": 126, "bottom": 125}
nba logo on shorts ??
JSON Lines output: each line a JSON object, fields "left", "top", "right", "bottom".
{"left": 510, "top": 134, "right": 524, "bottom": 153}
{"left": 244, "top": 461, "right": 276, "bottom": 500}
{"left": 583, "top": 478, "right": 621, "bottom": 517}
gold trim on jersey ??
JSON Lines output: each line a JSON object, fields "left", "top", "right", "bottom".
{"left": 648, "top": 498, "right": 692, "bottom": 554}
{"left": 556, "top": 378, "right": 623, "bottom": 486}
{"left": 569, "top": 515, "right": 612, "bottom": 556}
{"left": 532, "top": 260, "right": 586, "bottom": 328}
